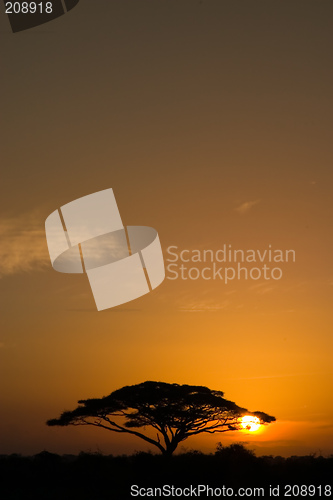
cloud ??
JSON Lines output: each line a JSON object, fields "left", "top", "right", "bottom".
{"left": 179, "top": 300, "right": 231, "bottom": 312}
{"left": 0, "top": 211, "right": 49, "bottom": 278}
{"left": 235, "top": 200, "right": 260, "bottom": 214}
{"left": 249, "top": 282, "right": 274, "bottom": 295}
{"left": 229, "top": 372, "right": 324, "bottom": 381}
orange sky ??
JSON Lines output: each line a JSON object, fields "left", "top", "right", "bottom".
{"left": 0, "top": 0, "right": 332, "bottom": 457}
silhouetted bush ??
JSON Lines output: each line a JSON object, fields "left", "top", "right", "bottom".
{"left": 0, "top": 446, "right": 332, "bottom": 500}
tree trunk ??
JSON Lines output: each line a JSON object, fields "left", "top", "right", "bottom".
{"left": 162, "top": 440, "right": 179, "bottom": 457}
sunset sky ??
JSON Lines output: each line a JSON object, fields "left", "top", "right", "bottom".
{"left": 0, "top": 0, "right": 332, "bottom": 458}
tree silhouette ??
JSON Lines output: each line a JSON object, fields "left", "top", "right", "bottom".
{"left": 47, "top": 381, "right": 275, "bottom": 456}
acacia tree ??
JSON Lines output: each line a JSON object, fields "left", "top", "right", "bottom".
{"left": 47, "top": 381, "right": 275, "bottom": 456}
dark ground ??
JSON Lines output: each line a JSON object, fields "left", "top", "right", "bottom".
{"left": 0, "top": 444, "right": 332, "bottom": 499}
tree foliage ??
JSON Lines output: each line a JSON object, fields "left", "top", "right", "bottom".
{"left": 47, "top": 381, "right": 275, "bottom": 455}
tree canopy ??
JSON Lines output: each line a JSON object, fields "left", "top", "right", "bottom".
{"left": 47, "top": 381, "right": 276, "bottom": 455}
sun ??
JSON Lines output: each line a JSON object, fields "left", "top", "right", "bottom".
{"left": 241, "top": 415, "right": 261, "bottom": 432}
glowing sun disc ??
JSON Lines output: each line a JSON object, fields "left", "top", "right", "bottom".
{"left": 241, "top": 415, "right": 261, "bottom": 432}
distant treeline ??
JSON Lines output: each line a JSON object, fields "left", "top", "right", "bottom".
{"left": 0, "top": 444, "right": 332, "bottom": 500}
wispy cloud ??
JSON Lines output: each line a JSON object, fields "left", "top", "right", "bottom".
{"left": 235, "top": 200, "right": 260, "bottom": 214}
{"left": 229, "top": 372, "right": 325, "bottom": 381}
{"left": 249, "top": 282, "right": 274, "bottom": 295}
{"left": 179, "top": 300, "right": 231, "bottom": 312}
{"left": 0, "top": 211, "right": 49, "bottom": 278}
